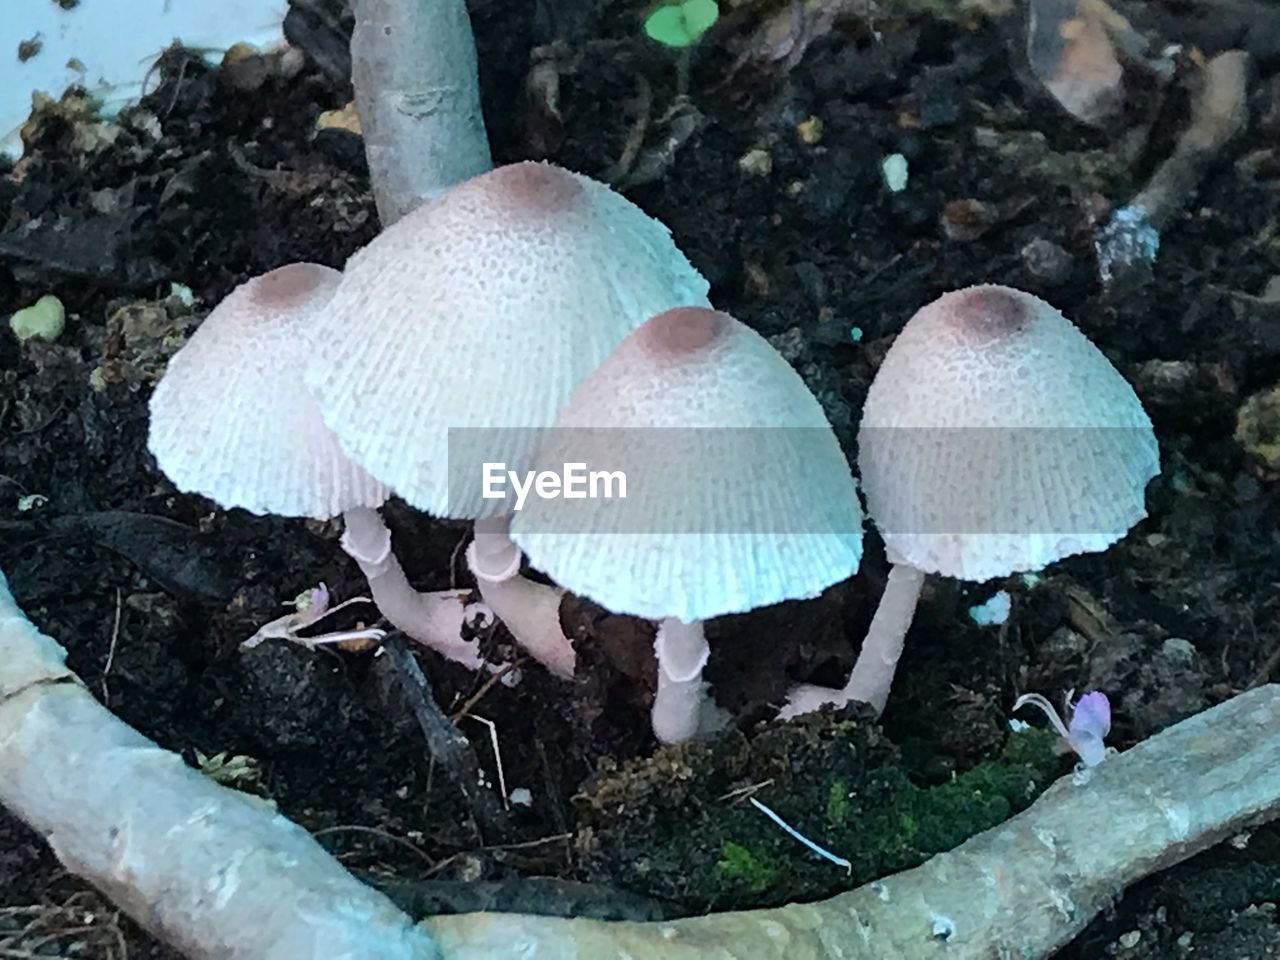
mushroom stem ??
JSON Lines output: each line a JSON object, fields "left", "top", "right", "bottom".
{"left": 340, "top": 507, "right": 482, "bottom": 668}
{"left": 779, "top": 562, "right": 925, "bottom": 719}
{"left": 841, "top": 563, "right": 926, "bottom": 713}
{"left": 350, "top": 0, "right": 493, "bottom": 226}
{"left": 651, "top": 618, "right": 710, "bottom": 744}
{"left": 466, "top": 516, "right": 576, "bottom": 679}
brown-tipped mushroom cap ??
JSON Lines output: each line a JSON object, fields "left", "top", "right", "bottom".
{"left": 857, "top": 284, "right": 1159, "bottom": 581}
{"left": 509, "top": 307, "right": 863, "bottom": 622}
{"left": 304, "top": 161, "right": 711, "bottom": 519}
{"left": 148, "top": 264, "right": 388, "bottom": 519}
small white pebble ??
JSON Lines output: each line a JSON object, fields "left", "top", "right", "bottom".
{"left": 499, "top": 667, "right": 523, "bottom": 688}
{"left": 968, "top": 590, "right": 1011, "bottom": 626}
{"left": 881, "top": 153, "right": 908, "bottom": 192}
{"left": 509, "top": 787, "right": 533, "bottom": 807}
{"left": 1019, "top": 572, "right": 1042, "bottom": 588}
{"left": 1119, "top": 930, "right": 1141, "bottom": 949}
{"left": 930, "top": 916, "right": 954, "bottom": 940}
{"left": 738, "top": 148, "right": 772, "bottom": 177}
{"left": 169, "top": 282, "right": 196, "bottom": 307}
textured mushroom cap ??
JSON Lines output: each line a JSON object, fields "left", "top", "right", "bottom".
{"left": 857, "top": 284, "right": 1159, "bottom": 582}
{"left": 510, "top": 307, "right": 863, "bottom": 622}
{"left": 148, "top": 263, "right": 389, "bottom": 519}
{"left": 304, "top": 161, "right": 711, "bottom": 518}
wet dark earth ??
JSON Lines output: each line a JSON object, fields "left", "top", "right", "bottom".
{"left": 2, "top": 0, "right": 1280, "bottom": 956}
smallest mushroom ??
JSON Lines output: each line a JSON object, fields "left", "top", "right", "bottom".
{"left": 148, "top": 263, "right": 483, "bottom": 667}
{"left": 1015, "top": 689, "right": 1113, "bottom": 768}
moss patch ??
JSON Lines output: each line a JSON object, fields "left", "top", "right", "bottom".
{"left": 575, "top": 709, "right": 1060, "bottom": 912}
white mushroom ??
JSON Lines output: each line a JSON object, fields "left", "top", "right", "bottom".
{"left": 511, "top": 307, "right": 863, "bottom": 743}
{"left": 782, "top": 284, "right": 1160, "bottom": 718}
{"left": 148, "top": 263, "right": 481, "bottom": 667}
{"left": 304, "top": 162, "right": 711, "bottom": 678}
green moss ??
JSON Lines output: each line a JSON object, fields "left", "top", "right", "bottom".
{"left": 576, "top": 713, "right": 1062, "bottom": 913}
{"left": 714, "top": 841, "right": 780, "bottom": 895}
{"left": 825, "top": 779, "right": 852, "bottom": 826}
{"left": 871, "top": 728, "right": 1059, "bottom": 855}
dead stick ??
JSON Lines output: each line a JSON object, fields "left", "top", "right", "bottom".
{"left": 350, "top": 0, "right": 493, "bottom": 226}
{"left": 0, "top": 573, "right": 441, "bottom": 960}
{"left": 1133, "top": 50, "right": 1250, "bottom": 231}
{"left": 382, "top": 632, "right": 511, "bottom": 839}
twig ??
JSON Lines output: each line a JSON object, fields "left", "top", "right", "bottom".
{"left": 461, "top": 715, "right": 508, "bottom": 810}
{"left": 313, "top": 824, "right": 436, "bottom": 870}
{"left": 1248, "top": 647, "right": 1280, "bottom": 689}
{"left": 423, "top": 832, "right": 575, "bottom": 878}
{"left": 381, "top": 632, "right": 510, "bottom": 838}
{"left": 449, "top": 659, "right": 520, "bottom": 722}
{"left": 422, "top": 684, "right": 1280, "bottom": 958}
{"left": 716, "top": 779, "right": 775, "bottom": 804}
{"left": 101, "top": 588, "right": 123, "bottom": 703}
{"left": 1096, "top": 50, "right": 1250, "bottom": 285}
{"left": 749, "top": 797, "right": 852, "bottom": 875}
{"left": 1131, "top": 50, "right": 1251, "bottom": 231}
{"left": 350, "top": 0, "right": 492, "bottom": 224}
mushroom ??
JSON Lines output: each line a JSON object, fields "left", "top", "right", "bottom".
{"left": 304, "top": 162, "right": 711, "bottom": 678}
{"left": 510, "top": 307, "right": 863, "bottom": 742}
{"left": 782, "top": 284, "right": 1160, "bottom": 718}
{"left": 148, "top": 263, "right": 482, "bottom": 667}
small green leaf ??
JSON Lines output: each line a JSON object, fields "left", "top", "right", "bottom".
{"left": 644, "top": 0, "right": 719, "bottom": 48}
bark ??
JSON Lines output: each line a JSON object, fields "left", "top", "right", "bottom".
{"left": 0, "top": 572, "right": 441, "bottom": 960}
{"left": 350, "top": 0, "right": 493, "bottom": 225}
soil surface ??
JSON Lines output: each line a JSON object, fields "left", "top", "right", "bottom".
{"left": 3, "top": 0, "right": 1280, "bottom": 957}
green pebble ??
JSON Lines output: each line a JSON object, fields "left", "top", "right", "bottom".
{"left": 10, "top": 295, "right": 66, "bottom": 342}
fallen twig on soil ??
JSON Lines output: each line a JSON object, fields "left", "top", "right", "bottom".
{"left": 0, "top": 572, "right": 440, "bottom": 960}
{"left": 382, "top": 632, "right": 511, "bottom": 838}
{"left": 1130, "top": 50, "right": 1250, "bottom": 231}
{"left": 0, "top": 892, "right": 130, "bottom": 960}
{"left": 4, "top": 572, "right": 1280, "bottom": 959}
{"left": 1096, "top": 50, "right": 1250, "bottom": 284}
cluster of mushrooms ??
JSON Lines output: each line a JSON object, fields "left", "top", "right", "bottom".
{"left": 148, "top": 161, "right": 1161, "bottom": 744}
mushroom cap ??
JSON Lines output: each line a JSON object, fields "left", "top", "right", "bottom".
{"left": 304, "top": 161, "right": 711, "bottom": 519}
{"left": 857, "top": 284, "right": 1159, "bottom": 582}
{"left": 509, "top": 307, "right": 863, "bottom": 622}
{"left": 148, "top": 263, "right": 389, "bottom": 519}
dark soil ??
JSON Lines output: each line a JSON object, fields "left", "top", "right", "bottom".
{"left": 3, "top": 0, "right": 1280, "bottom": 957}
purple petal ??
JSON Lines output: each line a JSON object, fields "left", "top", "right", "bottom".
{"left": 309, "top": 583, "right": 331, "bottom": 613}
{"left": 1069, "top": 691, "right": 1111, "bottom": 740}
